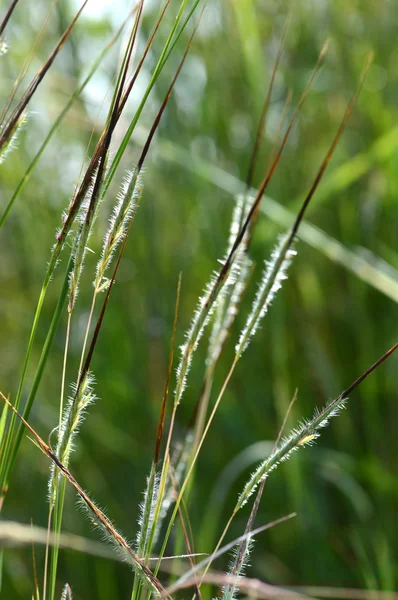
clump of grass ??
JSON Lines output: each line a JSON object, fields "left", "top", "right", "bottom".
{"left": 0, "top": 3, "right": 397, "bottom": 600}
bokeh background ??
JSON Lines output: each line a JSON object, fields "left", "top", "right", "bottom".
{"left": 1, "top": 0, "right": 398, "bottom": 598}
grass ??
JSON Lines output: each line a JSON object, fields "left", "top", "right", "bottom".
{"left": 1, "top": 1, "right": 398, "bottom": 599}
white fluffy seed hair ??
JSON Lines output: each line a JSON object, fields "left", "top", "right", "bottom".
{"left": 0, "top": 39, "right": 8, "bottom": 55}
{"left": 236, "top": 232, "right": 296, "bottom": 357}
{"left": 67, "top": 163, "right": 103, "bottom": 310}
{"left": 61, "top": 583, "right": 72, "bottom": 600}
{"left": 175, "top": 194, "right": 254, "bottom": 405}
{"left": 135, "top": 466, "right": 160, "bottom": 554}
{"left": 0, "top": 111, "right": 27, "bottom": 165}
{"left": 48, "top": 373, "right": 97, "bottom": 506}
{"left": 95, "top": 168, "right": 143, "bottom": 292}
{"left": 236, "top": 397, "right": 347, "bottom": 510}
{"left": 221, "top": 536, "right": 254, "bottom": 600}
{"left": 207, "top": 194, "right": 253, "bottom": 366}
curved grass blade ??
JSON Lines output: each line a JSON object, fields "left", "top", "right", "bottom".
{"left": 0, "top": 394, "right": 173, "bottom": 600}
{"left": 0, "top": 0, "right": 20, "bottom": 37}
{"left": 0, "top": 0, "right": 89, "bottom": 155}
{"left": 0, "top": 7, "right": 132, "bottom": 227}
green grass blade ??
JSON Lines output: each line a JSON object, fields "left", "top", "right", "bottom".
{"left": 102, "top": 0, "right": 201, "bottom": 197}
{"left": 0, "top": 402, "right": 8, "bottom": 449}
{"left": 0, "top": 13, "right": 129, "bottom": 228}
{"left": 132, "top": 129, "right": 398, "bottom": 304}
{"left": 0, "top": 255, "right": 72, "bottom": 498}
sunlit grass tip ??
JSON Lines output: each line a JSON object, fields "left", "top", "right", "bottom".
{"left": 0, "top": 110, "right": 27, "bottom": 165}
{"left": 236, "top": 396, "right": 347, "bottom": 511}
{"left": 175, "top": 194, "right": 254, "bottom": 405}
{"left": 136, "top": 465, "right": 160, "bottom": 556}
{"left": 95, "top": 168, "right": 143, "bottom": 294}
{"left": 236, "top": 232, "right": 297, "bottom": 357}
{"left": 48, "top": 372, "right": 97, "bottom": 506}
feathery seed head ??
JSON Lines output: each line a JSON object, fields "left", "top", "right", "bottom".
{"left": 175, "top": 194, "right": 254, "bottom": 405}
{"left": 94, "top": 168, "right": 142, "bottom": 293}
{"left": 0, "top": 110, "right": 27, "bottom": 165}
{"left": 236, "top": 397, "right": 347, "bottom": 511}
{"left": 48, "top": 373, "right": 97, "bottom": 506}
{"left": 136, "top": 466, "right": 160, "bottom": 556}
{"left": 236, "top": 233, "right": 296, "bottom": 357}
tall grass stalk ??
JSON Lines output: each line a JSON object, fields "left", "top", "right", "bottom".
{"left": 0, "top": 0, "right": 202, "bottom": 513}
{"left": 2, "top": 3, "right": 397, "bottom": 598}
{"left": 164, "top": 344, "right": 398, "bottom": 599}
{"left": 0, "top": 0, "right": 57, "bottom": 129}
{"left": 0, "top": 0, "right": 89, "bottom": 156}
{"left": 0, "top": 392, "right": 173, "bottom": 599}
{"left": 0, "top": 0, "right": 20, "bottom": 37}
{"left": 13, "top": 8, "right": 146, "bottom": 591}
{"left": 151, "top": 53, "right": 372, "bottom": 594}
{"left": 142, "top": 43, "right": 328, "bottom": 589}
{"left": 44, "top": 12, "right": 200, "bottom": 599}
{"left": 0, "top": 7, "right": 133, "bottom": 227}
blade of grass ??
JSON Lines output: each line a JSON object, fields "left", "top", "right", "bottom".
{"left": 0, "top": 255, "right": 73, "bottom": 507}
{"left": 0, "top": 0, "right": 169, "bottom": 508}
{"left": 147, "top": 44, "right": 329, "bottom": 589}
{"left": 0, "top": 0, "right": 88, "bottom": 154}
{"left": 0, "top": 0, "right": 58, "bottom": 128}
{"left": 245, "top": 11, "right": 290, "bottom": 191}
{"left": 0, "top": 0, "right": 20, "bottom": 37}
{"left": 132, "top": 127, "right": 398, "bottom": 302}
{"left": 152, "top": 53, "right": 371, "bottom": 589}
{"left": 0, "top": 5, "right": 134, "bottom": 228}
{"left": 0, "top": 393, "right": 173, "bottom": 600}
{"left": 101, "top": 0, "right": 202, "bottom": 196}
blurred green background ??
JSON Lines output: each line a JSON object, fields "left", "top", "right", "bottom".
{"left": 1, "top": 0, "right": 398, "bottom": 598}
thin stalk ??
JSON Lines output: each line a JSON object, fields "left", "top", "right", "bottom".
{"left": 0, "top": 0, "right": 57, "bottom": 127}
{"left": 245, "top": 12, "right": 290, "bottom": 191}
{"left": 0, "top": 255, "right": 73, "bottom": 505}
{"left": 0, "top": 8, "right": 132, "bottom": 227}
{"left": 43, "top": 311, "right": 72, "bottom": 600}
{"left": 149, "top": 52, "right": 372, "bottom": 585}
{"left": 78, "top": 295, "right": 96, "bottom": 379}
{"left": 0, "top": 394, "right": 173, "bottom": 600}
{"left": 0, "top": 0, "right": 20, "bottom": 37}
{"left": 0, "top": 0, "right": 143, "bottom": 504}
{"left": 221, "top": 391, "right": 297, "bottom": 600}
{"left": 0, "top": 0, "right": 89, "bottom": 155}
{"left": 102, "top": 0, "right": 201, "bottom": 195}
